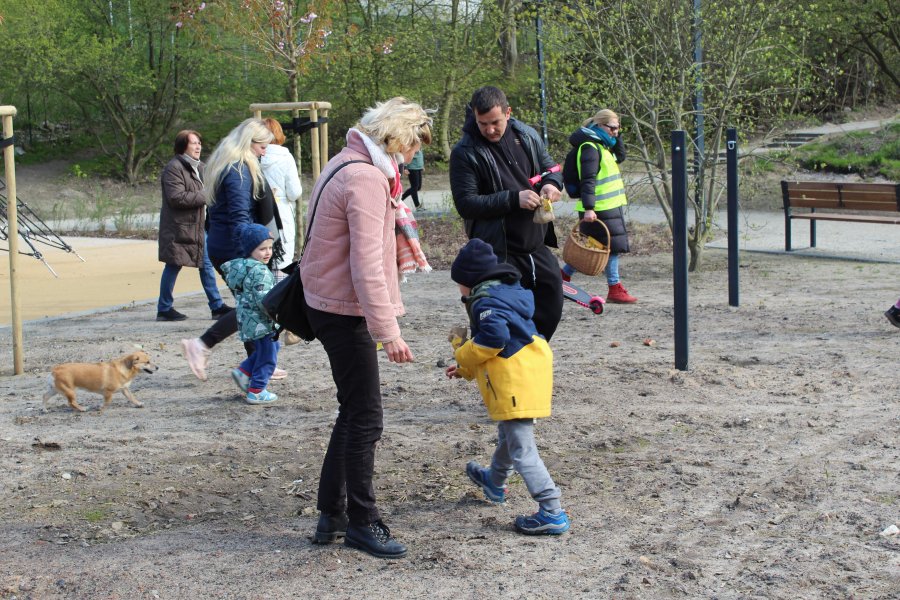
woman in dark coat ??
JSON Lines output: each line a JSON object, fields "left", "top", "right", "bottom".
{"left": 156, "top": 130, "right": 230, "bottom": 321}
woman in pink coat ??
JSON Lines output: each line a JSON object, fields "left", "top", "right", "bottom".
{"left": 301, "top": 97, "right": 431, "bottom": 559}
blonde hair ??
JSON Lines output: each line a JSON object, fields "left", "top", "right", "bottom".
{"left": 583, "top": 109, "right": 619, "bottom": 128}
{"left": 356, "top": 97, "right": 433, "bottom": 155}
{"left": 204, "top": 118, "right": 275, "bottom": 205}
{"left": 263, "top": 117, "right": 286, "bottom": 145}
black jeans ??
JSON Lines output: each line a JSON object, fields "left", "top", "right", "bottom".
{"left": 308, "top": 306, "right": 384, "bottom": 525}
{"left": 201, "top": 255, "right": 254, "bottom": 356}
{"left": 506, "top": 245, "right": 564, "bottom": 341}
{"left": 401, "top": 169, "right": 423, "bottom": 207}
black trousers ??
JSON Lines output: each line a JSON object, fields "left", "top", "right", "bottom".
{"left": 308, "top": 307, "right": 383, "bottom": 525}
{"left": 401, "top": 169, "right": 423, "bottom": 207}
{"left": 506, "top": 245, "right": 564, "bottom": 341}
{"left": 201, "top": 255, "right": 254, "bottom": 356}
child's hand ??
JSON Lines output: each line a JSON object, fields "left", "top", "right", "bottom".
{"left": 445, "top": 365, "right": 460, "bottom": 379}
{"left": 448, "top": 325, "right": 468, "bottom": 350}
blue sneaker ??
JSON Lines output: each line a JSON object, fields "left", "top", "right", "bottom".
{"left": 514, "top": 509, "right": 570, "bottom": 535}
{"left": 465, "top": 461, "right": 507, "bottom": 503}
{"left": 246, "top": 389, "right": 278, "bottom": 405}
{"left": 231, "top": 368, "right": 250, "bottom": 393}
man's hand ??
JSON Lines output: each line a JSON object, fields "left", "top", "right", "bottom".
{"left": 583, "top": 209, "right": 598, "bottom": 222}
{"left": 518, "top": 189, "right": 542, "bottom": 210}
{"left": 540, "top": 184, "right": 561, "bottom": 202}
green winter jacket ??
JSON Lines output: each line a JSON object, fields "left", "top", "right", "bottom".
{"left": 221, "top": 257, "right": 276, "bottom": 341}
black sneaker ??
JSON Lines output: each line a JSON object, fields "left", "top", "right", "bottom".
{"left": 886, "top": 305, "right": 900, "bottom": 329}
{"left": 211, "top": 304, "right": 233, "bottom": 319}
{"left": 156, "top": 308, "right": 188, "bottom": 321}
{"left": 344, "top": 520, "right": 407, "bottom": 559}
{"left": 312, "top": 512, "right": 349, "bottom": 544}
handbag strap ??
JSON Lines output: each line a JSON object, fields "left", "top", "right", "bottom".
{"left": 300, "top": 159, "right": 368, "bottom": 259}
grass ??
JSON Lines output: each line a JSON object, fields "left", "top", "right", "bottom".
{"left": 794, "top": 122, "right": 900, "bottom": 180}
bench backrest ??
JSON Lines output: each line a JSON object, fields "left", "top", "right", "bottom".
{"left": 781, "top": 181, "right": 900, "bottom": 212}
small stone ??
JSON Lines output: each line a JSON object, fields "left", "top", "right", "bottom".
{"left": 880, "top": 524, "right": 899, "bottom": 537}
{"left": 61, "top": 473, "right": 72, "bottom": 480}
{"left": 610, "top": 341, "right": 621, "bottom": 348}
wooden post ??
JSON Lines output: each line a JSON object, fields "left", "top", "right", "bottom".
{"left": 1, "top": 106, "right": 24, "bottom": 374}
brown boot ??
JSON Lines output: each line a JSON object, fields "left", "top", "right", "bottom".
{"left": 607, "top": 282, "right": 637, "bottom": 303}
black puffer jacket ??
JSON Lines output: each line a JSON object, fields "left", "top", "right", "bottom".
{"left": 449, "top": 115, "right": 563, "bottom": 262}
{"left": 563, "top": 127, "right": 630, "bottom": 254}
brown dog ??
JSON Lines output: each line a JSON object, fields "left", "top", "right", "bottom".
{"left": 43, "top": 350, "right": 158, "bottom": 412}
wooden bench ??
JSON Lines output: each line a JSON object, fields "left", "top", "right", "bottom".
{"left": 781, "top": 180, "right": 900, "bottom": 251}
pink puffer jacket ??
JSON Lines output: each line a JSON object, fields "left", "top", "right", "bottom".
{"left": 299, "top": 132, "right": 404, "bottom": 343}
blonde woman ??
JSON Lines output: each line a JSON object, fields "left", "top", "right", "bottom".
{"left": 561, "top": 108, "right": 637, "bottom": 303}
{"left": 301, "top": 97, "right": 431, "bottom": 559}
{"left": 182, "top": 118, "right": 290, "bottom": 381}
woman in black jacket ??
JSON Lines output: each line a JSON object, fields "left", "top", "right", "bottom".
{"left": 561, "top": 109, "right": 637, "bottom": 303}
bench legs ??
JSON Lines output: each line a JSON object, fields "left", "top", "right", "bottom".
{"left": 785, "top": 212, "right": 792, "bottom": 251}
{"left": 810, "top": 217, "right": 816, "bottom": 248}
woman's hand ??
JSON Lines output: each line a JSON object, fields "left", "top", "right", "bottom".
{"left": 383, "top": 337, "right": 415, "bottom": 363}
{"left": 583, "top": 209, "right": 598, "bottom": 222}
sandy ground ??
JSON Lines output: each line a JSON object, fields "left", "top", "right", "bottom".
{"left": 1, "top": 247, "right": 899, "bottom": 599}
{"left": 0, "top": 238, "right": 211, "bottom": 324}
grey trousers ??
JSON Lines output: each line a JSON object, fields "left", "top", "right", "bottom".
{"left": 489, "top": 418, "right": 562, "bottom": 513}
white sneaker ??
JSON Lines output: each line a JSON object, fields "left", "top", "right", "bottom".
{"left": 181, "top": 338, "right": 211, "bottom": 381}
{"left": 271, "top": 367, "right": 288, "bottom": 380}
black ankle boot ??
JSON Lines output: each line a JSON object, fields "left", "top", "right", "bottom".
{"left": 313, "top": 512, "right": 348, "bottom": 544}
{"left": 344, "top": 520, "right": 407, "bottom": 559}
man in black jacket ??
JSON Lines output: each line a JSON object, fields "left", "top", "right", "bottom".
{"left": 449, "top": 86, "right": 564, "bottom": 340}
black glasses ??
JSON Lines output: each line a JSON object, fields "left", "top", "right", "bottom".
{"left": 605, "top": 124, "right": 620, "bottom": 132}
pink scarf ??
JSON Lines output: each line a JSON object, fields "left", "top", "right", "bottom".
{"left": 395, "top": 198, "right": 431, "bottom": 277}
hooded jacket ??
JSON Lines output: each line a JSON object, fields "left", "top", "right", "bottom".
{"left": 449, "top": 114, "right": 563, "bottom": 262}
{"left": 261, "top": 144, "right": 302, "bottom": 270}
{"left": 454, "top": 263, "right": 553, "bottom": 421}
{"left": 220, "top": 257, "right": 276, "bottom": 341}
{"left": 158, "top": 155, "right": 206, "bottom": 266}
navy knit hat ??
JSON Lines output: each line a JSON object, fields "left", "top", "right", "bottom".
{"left": 238, "top": 223, "right": 273, "bottom": 258}
{"left": 451, "top": 238, "right": 498, "bottom": 288}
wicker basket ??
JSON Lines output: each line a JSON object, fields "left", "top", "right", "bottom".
{"left": 562, "top": 220, "right": 610, "bottom": 277}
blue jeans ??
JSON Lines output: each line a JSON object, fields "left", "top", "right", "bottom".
{"left": 562, "top": 252, "right": 620, "bottom": 286}
{"left": 239, "top": 333, "right": 279, "bottom": 391}
{"left": 157, "top": 242, "right": 224, "bottom": 312}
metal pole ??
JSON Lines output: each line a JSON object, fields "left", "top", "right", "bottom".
{"left": 672, "top": 130, "right": 689, "bottom": 371}
{"left": 535, "top": 8, "right": 549, "bottom": 146}
{"left": 692, "top": 0, "right": 705, "bottom": 211}
{"left": 309, "top": 106, "right": 321, "bottom": 182}
{"left": 726, "top": 127, "right": 739, "bottom": 307}
{"left": 2, "top": 106, "right": 24, "bottom": 374}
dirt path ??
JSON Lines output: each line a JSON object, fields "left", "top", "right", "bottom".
{"left": 1, "top": 250, "right": 898, "bottom": 598}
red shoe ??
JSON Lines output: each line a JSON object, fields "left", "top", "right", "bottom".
{"left": 560, "top": 268, "right": 571, "bottom": 283}
{"left": 607, "top": 282, "right": 637, "bottom": 303}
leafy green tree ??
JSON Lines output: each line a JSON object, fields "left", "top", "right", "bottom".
{"left": 547, "top": 0, "right": 818, "bottom": 270}
{"left": 0, "top": 0, "right": 216, "bottom": 183}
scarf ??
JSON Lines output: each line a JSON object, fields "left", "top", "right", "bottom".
{"left": 349, "top": 128, "right": 431, "bottom": 279}
{"left": 181, "top": 153, "right": 202, "bottom": 181}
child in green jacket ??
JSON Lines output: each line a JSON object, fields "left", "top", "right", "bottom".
{"left": 221, "top": 223, "right": 280, "bottom": 405}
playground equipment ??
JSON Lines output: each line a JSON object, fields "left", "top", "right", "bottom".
{"left": 1, "top": 105, "right": 23, "bottom": 373}
{"left": 0, "top": 178, "right": 85, "bottom": 277}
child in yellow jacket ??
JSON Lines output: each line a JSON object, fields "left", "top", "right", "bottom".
{"left": 446, "top": 239, "right": 569, "bottom": 535}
